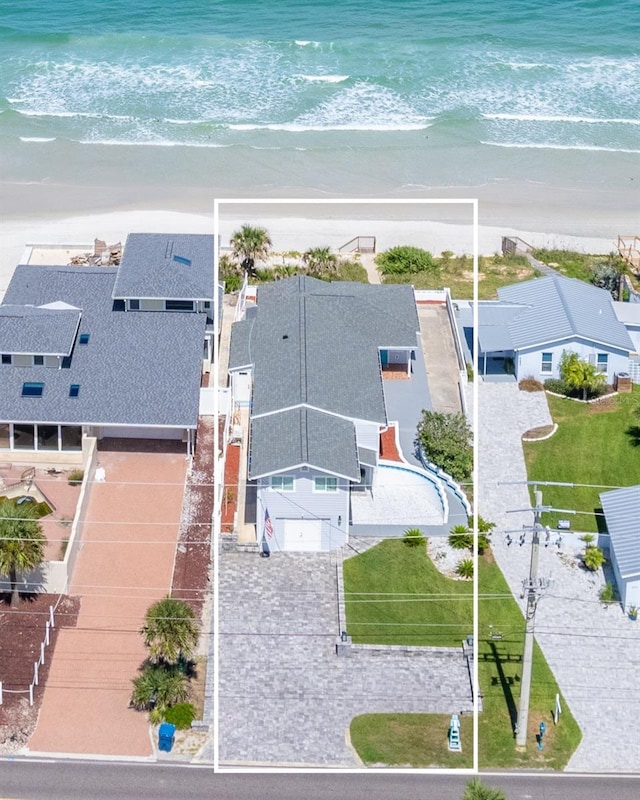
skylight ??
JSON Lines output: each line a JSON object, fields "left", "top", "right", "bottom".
{"left": 69, "top": 384, "right": 80, "bottom": 398}
{"left": 172, "top": 255, "right": 192, "bottom": 266}
{"left": 79, "top": 333, "right": 90, "bottom": 344}
{"left": 22, "top": 382, "right": 44, "bottom": 397}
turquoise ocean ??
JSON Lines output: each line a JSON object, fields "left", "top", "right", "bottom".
{"left": 1, "top": 0, "right": 638, "bottom": 219}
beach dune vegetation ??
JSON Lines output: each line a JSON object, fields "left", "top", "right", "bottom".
{"left": 375, "top": 245, "right": 437, "bottom": 276}
{"left": 302, "top": 246, "right": 339, "bottom": 277}
{"left": 230, "top": 224, "right": 272, "bottom": 273}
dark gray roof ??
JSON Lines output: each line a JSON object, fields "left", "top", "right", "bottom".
{"left": 249, "top": 407, "right": 359, "bottom": 480}
{"left": 0, "top": 304, "right": 81, "bottom": 356}
{"left": 498, "top": 275, "right": 634, "bottom": 352}
{"left": 113, "top": 233, "right": 214, "bottom": 301}
{"left": 2, "top": 266, "right": 205, "bottom": 428}
{"left": 600, "top": 486, "right": 640, "bottom": 579}
{"left": 358, "top": 446, "right": 378, "bottom": 468}
{"left": 238, "top": 275, "right": 419, "bottom": 422}
{"left": 228, "top": 318, "right": 254, "bottom": 370}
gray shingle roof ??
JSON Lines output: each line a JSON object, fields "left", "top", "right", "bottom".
{"left": 2, "top": 265, "right": 205, "bottom": 428}
{"left": 600, "top": 486, "right": 640, "bottom": 578}
{"left": 0, "top": 305, "right": 81, "bottom": 356}
{"left": 228, "top": 318, "right": 254, "bottom": 370}
{"left": 113, "top": 233, "right": 214, "bottom": 301}
{"left": 498, "top": 275, "right": 634, "bottom": 352}
{"left": 249, "top": 407, "right": 359, "bottom": 480}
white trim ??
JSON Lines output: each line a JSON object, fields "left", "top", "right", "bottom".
{"left": 251, "top": 461, "right": 359, "bottom": 482}
{"left": 251, "top": 402, "right": 385, "bottom": 427}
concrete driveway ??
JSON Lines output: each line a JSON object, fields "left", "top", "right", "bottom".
{"left": 478, "top": 382, "right": 640, "bottom": 773}
{"left": 215, "top": 551, "right": 472, "bottom": 766}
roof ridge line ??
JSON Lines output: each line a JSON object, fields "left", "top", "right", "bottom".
{"left": 552, "top": 274, "right": 579, "bottom": 334}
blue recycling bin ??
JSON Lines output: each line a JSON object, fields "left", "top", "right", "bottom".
{"left": 158, "top": 722, "right": 176, "bottom": 752}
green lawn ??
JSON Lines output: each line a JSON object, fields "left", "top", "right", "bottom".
{"left": 343, "top": 539, "right": 473, "bottom": 647}
{"left": 350, "top": 713, "right": 473, "bottom": 768}
{"left": 478, "top": 555, "right": 582, "bottom": 769}
{"left": 523, "top": 389, "right": 640, "bottom": 532}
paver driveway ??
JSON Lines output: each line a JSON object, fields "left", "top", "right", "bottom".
{"left": 478, "top": 382, "right": 640, "bottom": 773}
{"left": 217, "top": 550, "right": 472, "bottom": 766}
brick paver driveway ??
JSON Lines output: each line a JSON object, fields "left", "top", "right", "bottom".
{"left": 479, "top": 382, "right": 640, "bottom": 773}
{"left": 217, "top": 551, "right": 472, "bottom": 766}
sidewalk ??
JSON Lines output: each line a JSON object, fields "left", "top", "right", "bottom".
{"left": 28, "top": 450, "right": 187, "bottom": 757}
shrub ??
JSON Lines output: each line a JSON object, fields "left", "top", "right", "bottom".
{"left": 449, "top": 525, "right": 472, "bottom": 551}
{"left": 583, "top": 545, "right": 605, "bottom": 572}
{"left": 456, "top": 559, "right": 474, "bottom": 579}
{"left": 466, "top": 363, "right": 474, "bottom": 382}
{"left": 130, "top": 664, "right": 190, "bottom": 710}
{"left": 599, "top": 582, "right": 616, "bottom": 604}
{"left": 518, "top": 376, "right": 544, "bottom": 392}
{"left": 580, "top": 533, "right": 596, "bottom": 546}
{"left": 544, "top": 378, "right": 570, "bottom": 395}
{"left": 403, "top": 528, "right": 426, "bottom": 548}
{"left": 68, "top": 469, "right": 84, "bottom": 486}
{"left": 375, "top": 246, "right": 437, "bottom": 276}
{"left": 163, "top": 702, "right": 196, "bottom": 730}
{"left": 417, "top": 411, "right": 473, "bottom": 482}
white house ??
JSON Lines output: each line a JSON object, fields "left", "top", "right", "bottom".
{"left": 600, "top": 486, "right": 640, "bottom": 613}
{"left": 477, "top": 275, "right": 635, "bottom": 383}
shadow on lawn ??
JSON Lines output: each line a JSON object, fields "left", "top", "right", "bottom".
{"left": 488, "top": 641, "right": 519, "bottom": 735}
{"left": 625, "top": 424, "right": 640, "bottom": 447}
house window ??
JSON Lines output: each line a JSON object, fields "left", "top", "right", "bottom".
{"left": 33, "top": 355, "right": 44, "bottom": 366}
{"left": 129, "top": 299, "right": 140, "bottom": 310}
{"left": 314, "top": 477, "right": 338, "bottom": 492}
{"left": 22, "top": 382, "right": 44, "bottom": 397}
{"left": 270, "top": 476, "right": 294, "bottom": 491}
{"left": 13, "top": 424, "right": 35, "bottom": 449}
{"left": 165, "top": 300, "right": 194, "bottom": 312}
{"left": 79, "top": 333, "right": 90, "bottom": 345}
{"left": 541, "top": 353, "right": 553, "bottom": 373}
{"left": 69, "top": 384, "right": 80, "bottom": 398}
{"left": 597, "top": 353, "right": 608, "bottom": 373}
{"left": 61, "top": 425, "right": 82, "bottom": 451}
{"left": 2, "top": 354, "right": 12, "bottom": 365}
{"left": 37, "top": 424, "right": 59, "bottom": 451}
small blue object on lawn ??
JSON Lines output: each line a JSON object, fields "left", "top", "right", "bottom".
{"left": 158, "top": 722, "right": 176, "bottom": 752}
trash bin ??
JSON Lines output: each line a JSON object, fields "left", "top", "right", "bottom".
{"left": 158, "top": 722, "right": 176, "bottom": 752}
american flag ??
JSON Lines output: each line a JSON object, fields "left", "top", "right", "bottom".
{"left": 264, "top": 507, "right": 274, "bottom": 539}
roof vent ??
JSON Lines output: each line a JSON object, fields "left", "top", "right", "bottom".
{"left": 282, "top": 334, "right": 289, "bottom": 340}
{"left": 173, "top": 255, "right": 192, "bottom": 266}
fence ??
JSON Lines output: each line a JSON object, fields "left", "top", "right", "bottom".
{"left": 0, "top": 602, "right": 58, "bottom": 707}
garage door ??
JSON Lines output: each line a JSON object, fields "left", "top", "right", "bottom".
{"left": 282, "top": 519, "right": 324, "bottom": 552}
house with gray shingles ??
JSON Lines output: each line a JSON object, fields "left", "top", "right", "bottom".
{"left": 600, "top": 486, "right": 640, "bottom": 612}
{"left": 228, "top": 275, "right": 422, "bottom": 552}
{"left": 0, "top": 232, "right": 218, "bottom": 460}
{"left": 477, "top": 274, "right": 635, "bottom": 382}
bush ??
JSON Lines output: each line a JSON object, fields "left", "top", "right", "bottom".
{"left": 403, "top": 528, "right": 426, "bottom": 548}
{"left": 68, "top": 469, "right": 84, "bottom": 486}
{"left": 449, "top": 525, "right": 472, "bottom": 551}
{"left": 375, "top": 246, "right": 437, "bottom": 276}
{"left": 544, "top": 378, "right": 570, "bottom": 395}
{"left": 583, "top": 545, "right": 605, "bottom": 572}
{"left": 518, "top": 376, "right": 544, "bottom": 392}
{"left": 466, "top": 363, "right": 474, "bottom": 382}
{"left": 599, "top": 582, "right": 616, "bottom": 604}
{"left": 163, "top": 702, "right": 196, "bottom": 730}
{"left": 417, "top": 411, "right": 473, "bottom": 482}
{"left": 456, "top": 559, "right": 474, "bottom": 579}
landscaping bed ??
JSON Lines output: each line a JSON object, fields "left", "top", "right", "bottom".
{"left": 0, "top": 593, "right": 79, "bottom": 751}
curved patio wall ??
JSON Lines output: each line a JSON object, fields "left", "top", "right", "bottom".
{"left": 418, "top": 445, "right": 472, "bottom": 518}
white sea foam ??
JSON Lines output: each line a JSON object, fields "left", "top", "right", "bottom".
{"left": 484, "top": 113, "right": 640, "bottom": 125}
{"left": 78, "top": 138, "right": 231, "bottom": 148}
{"left": 19, "top": 137, "right": 57, "bottom": 142}
{"left": 16, "top": 108, "right": 134, "bottom": 121}
{"left": 297, "top": 74, "right": 349, "bottom": 83}
{"left": 481, "top": 140, "right": 640, "bottom": 154}
{"left": 227, "top": 121, "right": 431, "bottom": 132}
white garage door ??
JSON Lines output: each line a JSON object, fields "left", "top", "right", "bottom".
{"left": 283, "top": 519, "right": 323, "bottom": 552}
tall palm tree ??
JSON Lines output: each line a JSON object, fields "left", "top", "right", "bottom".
{"left": 302, "top": 246, "right": 338, "bottom": 277}
{"left": 0, "top": 499, "right": 46, "bottom": 608}
{"left": 140, "top": 596, "right": 199, "bottom": 665}
{"left": 559, "top": 350, "right": 606, "bottom": 400}
{"left": 230, "top": 225, "right": 272, "bottom": 274}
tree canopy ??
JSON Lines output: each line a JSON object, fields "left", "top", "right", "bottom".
{"left": 0, "top": 499, "right": 46, "bottom": 608}
{"left": 230, "top": 224, "right": 272, "bottom": 273}
{"left": 559, "top": 350, "right": 606, "bottom": 401}
{"left": 302, "top": 246, "right": 339, "bottom": 277}
{"left": 416, "top": 410, "right": 473, "bottom": 482}
{"left": 140, "top": 596, "right": 199, "bottom": 665}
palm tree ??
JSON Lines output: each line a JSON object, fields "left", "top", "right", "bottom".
{"left": 462, "top": 778, "right": 507, "bottom": 800}
{"left": 449, "top": 524, "right": 472, "bottom": 550}
{"left": 559, "top": 350, "right": 606, "bottom": 401}
{"left": 0, "top": 499, "right": 46, "bottom": 608}
{"left": 140, "top": 596, "right": 199, "bottom": 665}
{"left": 230, "top": 225, "right": 272, "bottom": 274}
{"left": 130, "top": 663, "right": 190, "bottom": 710}
{"left": 302, "top": 246, "right": 338, "bottom": 278}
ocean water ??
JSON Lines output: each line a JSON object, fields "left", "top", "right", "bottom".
{"left": 1, "top": 0, "right": 638, "bottom": 214}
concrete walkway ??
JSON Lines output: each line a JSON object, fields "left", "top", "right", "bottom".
{"left": 478, "top": 383, "right": 640, "bottom": 773}
{"left": 28, "top": 451, "right": 187, "bottom": 757}
{"left": 417, "top": 304, "right": 462, "bottom": 414}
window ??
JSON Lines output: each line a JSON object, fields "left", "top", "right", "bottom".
{"left": 79, "top": 333, "right": 90, "bottom": 345}
{"left": 541, "top": 352, "right": 553, "bottom": 373}
{"left": 165, "top": 299, "right": 194, "bottom": 312}
{"left": 129, "top": 299, "right": 140, "bottom": 310}
{"left": 13, "top": 424, "right": 35, "bottom": 449}
{"left": 597, "top": 353, "right": 608, "bottom": 373}
{"left": 61, "top": 356, "right": 72, "bottom": 369}
{"left": 69, "top": 384, "right": 80, "bottom": 398}
{"left": 61, "top": 425, "right": 82, "bottom": 451}
{"left": 1, "top": 354, "right": 11, "bottom": 365}
{"left": 203, "top": 301, "right": 211, "bottom": 309}
{"left": 113, "top": 299, "right": 125, "bottom": 311}
{"left": 37, "top": 424, "right": 58, "bottom": 451}
{"left": 315, "top": 477, "right": 338, "bottom": 492}
{"left": 22, "top": 382, "right": 44, "bottom": 397}
{"left": 33, "top": 355, "right": 44, "bottom": 366}
{"left": 270, "top": 476, "right": 294, "bottom": 491}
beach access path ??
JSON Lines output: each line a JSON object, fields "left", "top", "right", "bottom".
{"left": 28, "top": 448, "right": 187, "bottom": 757}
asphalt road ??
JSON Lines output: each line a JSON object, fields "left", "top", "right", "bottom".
{"left": 1, "top": 761, "right": 640, "bottom": 800}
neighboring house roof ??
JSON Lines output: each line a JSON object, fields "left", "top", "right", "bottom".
{"left": 612, "top": 301, "right": 640, "bottom": 328}
{"left": 496, "top": 275, "right": 634, "bottom": 352}
{"left": 2, "top": 265, "right": 205, "bottom": 428}
{"left": 476, "top": 302, "right": 527, "bottom": 352}
{"left": 600, "top": 485, "right": 640, "bottom": 579}
{"left": 0, "top": 304, "right": 81, "bottom": 356}
{"left": 228, "top": 318, "right": 254, "bottom": 370}
{"left": 113, "top": 233, "right": 214, "bottom": 301}
{"left": 249, "top": 407, "right": 360, "bottom": 480}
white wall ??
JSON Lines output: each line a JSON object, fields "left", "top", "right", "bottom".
{"left": 516, "top": 339, "right": 630, "bottom": 384}
{"left": 353, "top": 419, "right": 379, "bottom": 451}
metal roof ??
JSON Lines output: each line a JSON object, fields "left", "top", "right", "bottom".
{"left": 113, "top": 233, "right": 214, "bottom": 301}
{"left": 249, "top": 407, "right": 359, "bottom": 480}
{"left": 498, "top": 275, "right": 634, "bottom": 352}
{"left": 612, "top": 301, "right": 640, "bottom": 327}
{"left": 476, "top": 302, "right": 527, "bottom": 353}
{"left": 2, "top": 265, "right": 205, "bottom": 428}
{"left": 600, "top": 485, "right": 640, "bottom": 579}
{"left": 0, "top": 304, "right": 81, "bottom": 356}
